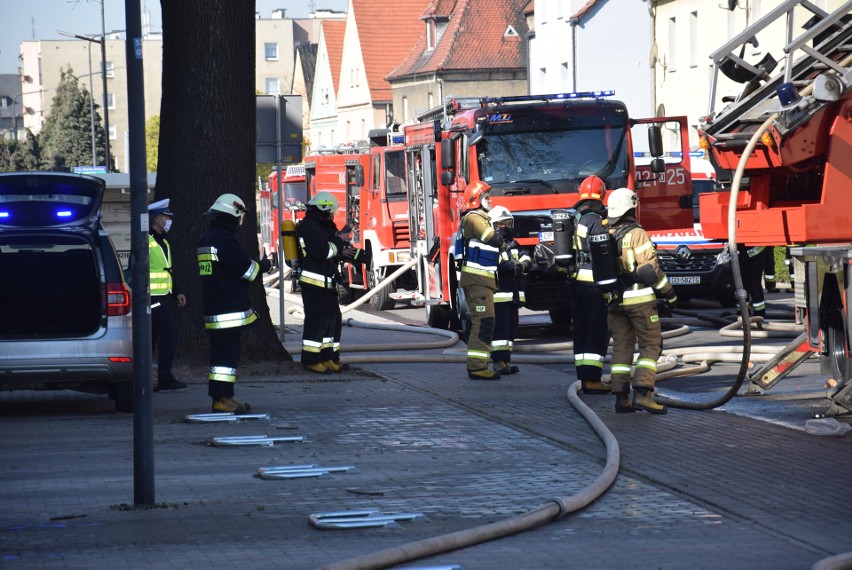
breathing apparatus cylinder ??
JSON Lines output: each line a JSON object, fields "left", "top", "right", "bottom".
{"left": 281, "top": 219, "right": 298, "bottom": 264}
{"left": 551, "top": 209, "right": 575, "bottom": 267}
{"left": 589, "top": 232, "right": 620, "bottom": 293}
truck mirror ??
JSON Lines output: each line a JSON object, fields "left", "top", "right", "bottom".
{"left": 440, "top": 171, "right": 454, "bottom": 187}
{"left": 650, "top": 157, "right": 666, "bottom": 173}
{"left": 441, "top": 139, "right": 455, "bottom": 171}
{"left": 648, "top": 125, "right": 663, "bottom": 157}
{"left": 353, "top": 164, "right": 364, "bottom": 187}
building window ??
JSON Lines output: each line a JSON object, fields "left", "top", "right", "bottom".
{"left": 108, "top": 124, "right": 117, "bottom": 140}
{"left": 265, "top": 78, "right": 279, "bottom": 94}
{"left": 105, "top": 61, "right": 114, "bottom": 78}
{"left": 107, "top": 92, "right": 115, "bottom": 109}
{"left": 264, "top": 43, "right": 278, "bottom": 61}
{"left": 668, "top": 17, "right": 677, "bottom": 73}
{"left": 426, "top": 21, "right": 435, "bottom": 51}
{"left": 428, "top": 92, "right": 434, "bottom": 108}
{"left": 403, "top": 96, "right": 409, "bottom": 122}
{"left": 689, "top": 12, "right": 698, "bottom": 68}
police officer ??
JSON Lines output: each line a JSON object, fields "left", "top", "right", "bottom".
{"left": 737, "top": 244, "right": 767, "bottom": 318}
{"left": 488, "top": 206, "right": 531, "bottom": 375}
{"left": 602, "top": 188, "right": 676, "bottom": 414}
{"left": 570, "top": 176, "right": 611, "bottom": 395}
{"left": 197, "top": 193, "right": 271, "bottom": 414}
{"left": 148, "top": 198, "right": 187, "bottom": 392}
{"left": 460, "top": 181, "right": 504, "bottom": 380}
{"left": 297, "top": 191, "right": 366, "bottom": 374}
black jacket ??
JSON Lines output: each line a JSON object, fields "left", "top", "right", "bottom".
{"left": 296, "top": 210, "right": 343, "bottom": 289}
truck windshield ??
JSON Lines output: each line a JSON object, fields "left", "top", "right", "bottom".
{"left": 477, "top": 104, "right": 630, "bottom": 192}
{"left": 384, "top": 150, "right": 407, "bottom": 201}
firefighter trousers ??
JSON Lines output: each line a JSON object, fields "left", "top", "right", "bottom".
{"left": 207, "top": 328, "right": 241, "bottom": 399}
{"left": 738, "top": 248, "right": 766, "bottom": 316}
{"left": 607, "top": 300, "right": 661, "bottom": 393}
{"left": 570, "top": 283, "right": 610, "bottom": 382}
{"left": 301, "top": 282, "right": 342, "bottom": 365}
{"left": 464, "top": 284, "right": 496, "bottom": 372}
{"left": 492, "top": 300, "right": 519, "bottom": 364}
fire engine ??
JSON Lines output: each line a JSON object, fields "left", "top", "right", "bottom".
{"left": 303, "top": 130, "right": 417, "bottom": 310}
{"left": 697, "top": 0, "right": 852, "bottom": 415}
{"left": 401, "top": 92, "right": 693, "bottom": 335}
{"left": 260, "top": 164, "right": 307, "bottom": 259}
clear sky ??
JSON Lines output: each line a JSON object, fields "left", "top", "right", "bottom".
{"left": 1, "top": 0, "right": 349, "bottom": 76}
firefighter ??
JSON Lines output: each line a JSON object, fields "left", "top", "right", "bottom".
{"left": 460, "top": 180, "right": 504, "bottom": 380}
{"left": 197, "top": 193, "right": 272, "bottom": 414}
{"left": 488, "top": 206, "right": 531, "bottom": 375}
{"left": 737, "top": 244, "right": 767, "bottom": 318}
{"left": 297, "top": 191, "right": 366, "bottom": 374}
{"left": 570, "top": 176, "right": 611, "bottom": 395}
{"left": 602, "top": 188, "right": 677, "bottom": 414}
{"left": 147, "top": 199, "right": 187, "bottom": 392}
{"left": 763, "top": 246, "right": 777, "bottom": 293}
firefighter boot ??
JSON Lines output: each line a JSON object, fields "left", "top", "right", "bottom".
{"left": 614, "top": 386, "right": 634, "bottom": 414}
{"left": 581, "top": 380, "right": 611, "bottom": 395}
{"left": 633, "top": 387, "right": 668, "bottom": 414}
{"left": 322, "top": 360, "right": 342, "bottom": 373}
{"left": 303, "top": 362, "right": 332, "bottom": 375}
{"left": 212, "top": 397, "right": 251, "bottom": 415}
{"left": 468, "top": 368, "right": 502, "bottom": 381}
{"left": 494, "top": 361, "right": 520, "bottom": 375}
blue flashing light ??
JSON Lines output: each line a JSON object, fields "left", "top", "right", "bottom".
{"left": 0, "top": 211, "right": 9, "bottom": 219}
{"left": 56, "top": 210, "right": 73, "bottom": 218}
{"left": 481, "top": 90, "right": 615, "bottom": 105}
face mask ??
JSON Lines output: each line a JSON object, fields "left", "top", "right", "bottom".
{"left": 162, "top": 219, "right": 173, "bottom": 233}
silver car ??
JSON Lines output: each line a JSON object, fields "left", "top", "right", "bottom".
{"left": 0, "top": 172, "right": 134, "bottom": 412}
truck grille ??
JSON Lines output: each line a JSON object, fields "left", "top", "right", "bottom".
{"left": 658, "top": 252, "right": 717, "bottom": 273}
{"left": 392, "top": 220, "right": 410, "bottom": 247}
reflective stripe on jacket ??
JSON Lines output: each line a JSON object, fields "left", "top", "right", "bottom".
{"left": 149, "top": 234, "right": 172, "bottom": 297}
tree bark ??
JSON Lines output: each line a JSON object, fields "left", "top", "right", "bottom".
{"left": 157, "top": 0, "right": 291, "bottom": 366}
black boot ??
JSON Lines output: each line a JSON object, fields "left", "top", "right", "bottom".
{"left": 614, "top": 386, "right": 634, "bottom": 413}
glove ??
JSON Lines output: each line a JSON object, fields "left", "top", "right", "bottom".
{"left": 258, "top": 257, "right": 272, "bottom": 274}
{"left": 512, "top": 261, "right": 524, "bottom": 277}
{"left": 342, "top": 247, "right": 368, "bottom": 262}
{"left": 330, "top": 235, "right": 346, "bottom": 251}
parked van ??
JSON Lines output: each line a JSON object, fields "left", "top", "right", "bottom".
{"left": 647, "top": 156, "right": 736, "bottom": 306}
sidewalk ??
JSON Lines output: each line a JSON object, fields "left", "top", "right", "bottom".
{"left": 2, "top": 296, "right": 851, "bottom": 569}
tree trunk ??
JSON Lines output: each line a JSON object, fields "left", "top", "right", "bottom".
{"left": 157, "top": 0, "right": 291, "bottom": 366}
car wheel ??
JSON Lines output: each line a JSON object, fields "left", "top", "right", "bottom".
{"left": 114, "top": 379, "right": 134, "bottom": 413}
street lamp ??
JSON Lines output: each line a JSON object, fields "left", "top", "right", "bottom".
{"left": 58, "top": 28, "right": 111, "bottom": 171}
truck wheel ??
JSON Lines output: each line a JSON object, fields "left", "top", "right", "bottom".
{"left": 113, "top": 379, "right": 134, "bottom": 413}
{"left": 826, "top": 308, "right": 849, "bottom": 382}
{"left": 369, "top": 262, "right": 396, "bottom": 311}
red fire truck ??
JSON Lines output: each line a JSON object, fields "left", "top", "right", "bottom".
{"left": 697, "top": 0, "right": 852, "bottom": 415}
{"left": 303, "top": 130, "right": 417, "bottom": 310}
{"left": 401, "top": 92, "right": 693, "bottom": 334}
{"left": 260, "top": 164, "right": 307, "bottom": 258}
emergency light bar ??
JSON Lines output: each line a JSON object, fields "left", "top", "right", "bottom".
{"left": 480, "top": 91, "right": 615, "bottom": 105}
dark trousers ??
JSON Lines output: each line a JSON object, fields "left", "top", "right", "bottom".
{"left": 151, "top": 298, "right": 178, "bottom": 382}
{"left": 301, "top": 283, "right": 341, "bottom": 365}
{"left": 608, "top": 300, "right": 662, "bottom": 392}
{"left": 492, "top": 300, "right": 519, "bottom": 363}
{"left": 570, "top": 283, "right": 610, "bottom": 381}
{"left": 738, "top": 248, "right": 766, "bottom": 316}
{"left": 207, "top": 328, "right": 241, "bottom": 399}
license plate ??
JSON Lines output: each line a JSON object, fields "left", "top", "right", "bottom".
{"left": 539, "top": 231, "right": 554, "bottom": 242}
{"left": 670, "top": 276, "right": 701, "bottom": 285}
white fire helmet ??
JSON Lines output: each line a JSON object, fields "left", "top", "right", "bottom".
{"left": 207, "top": 193, "right": 248, "bottom": 218}
{"left": 606, "top": 188, "right": 638, "bottom": 220}
{"left": 307, "top": 191, "right": 339, "bottom": 212}
{"left": 488, "top": 205, "right": 514, "bottom": 228}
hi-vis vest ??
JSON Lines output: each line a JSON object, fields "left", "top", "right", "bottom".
{"left": 617, "top": 226, "right": 669, "bottom": 306}
{"left": 149, "top": 234, "right": 172, "bottom": 297}
{"left": 460, "top": 211, "right": 499, "bottom": 279}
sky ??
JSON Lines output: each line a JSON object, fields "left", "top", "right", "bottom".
{"left": 0, "top": 0, "right": 349, "bottom": 76}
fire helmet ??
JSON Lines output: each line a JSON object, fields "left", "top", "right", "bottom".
{"left": 578, "top": 175, "right": 606, "bottom": 201}
{"left": 488, "top": 205, "right": 514, "bottom": 228}
{"left": 606, "top": 188, "right": 639, "bottom": 220}
{"left": 465, "top": 180, "right": 492, "bottom": 210}
{"left": 207, "top": 193, "right": 248, "bottom": 218}
{"left": 307, "top": 191, "right": 338, "bottom": 213}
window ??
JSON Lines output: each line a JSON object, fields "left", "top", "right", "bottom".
{"left": 108, "top": 124, "right": 117, "bottom": 140}
{"left": 428, "top": 92, "right": 434, "bottom": 109}
{"left": 668, "top": 17, "right": 677, "bottom": 72}
{"left": 426, "top": 21, "right": 435, "bottom": 51}
{"left": 689, "top": 12, "right": 698, "bottom": 68}
{"left": 104, "top": 61, "right": 114, "bottom": 78}
{"left": 107, "top": 92, "right": 115, "bottom": 109}
{"left": 372, "top": 154, "right": 381, "bottom": 190}
{"left": 403, "top": 96, "right": 409, "bottom": 122}
{"left": 265, "top": 78, "right": 279, "bottom": 94}
{"left": 264, "top": 43, "right": 278, "bottom": 61}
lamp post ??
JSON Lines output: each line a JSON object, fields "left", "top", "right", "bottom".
{"left": 58, "top": 27, "right": 111, "bottom": 171}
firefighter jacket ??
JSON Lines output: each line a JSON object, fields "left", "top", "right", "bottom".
{"left": 460, "top": 209, "right": 503, "bottom": 290}
{"left": 296, "top": 210, "right": 342, "bottom": 290}
{"left": 571, "top": 199, "right": 608, "bottom": 285}
{"left": 495, "top": 232, "right": 531, "bottom": 304}
{"left": 197, "top": 216, "right": 261, "bottom": 330}
{"left": 610, "top": 215, "right": 675, "bottom": 306}
{"left": 149, "top": 231, "right": 174, "bottom": 298}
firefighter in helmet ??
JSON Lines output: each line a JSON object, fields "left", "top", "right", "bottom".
{"left": 297, "top": 191, "right": 367, "bottom": 374}
{"left": 602, "top": 188, "right": 676, "bottom": 414}
{"left": 197, "top": 193, "right": 272, "bottom": 414}
{"left": 488, "top": 206, "right": 532, "bottom": 375}
{"left": 570, "top": 176, "right": 611, "bottom": 395}
{"left": 460, "top": 180, "right": 504, "bottom": 380}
